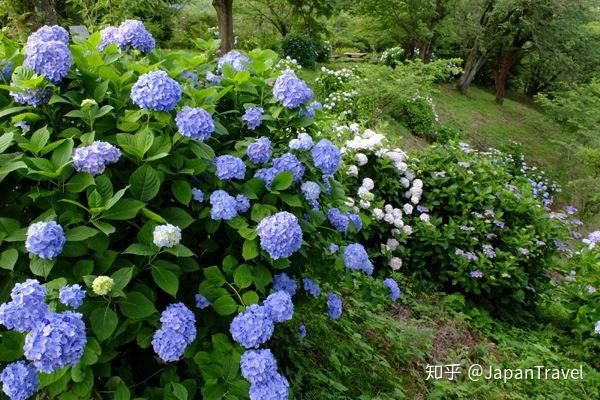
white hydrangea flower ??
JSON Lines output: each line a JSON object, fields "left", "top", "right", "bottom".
{"left": 356, "top": 153, "right": 368, "bottom": 166}
{"left": 373, "top": 208, "right": 384, "bottom": 220}
{"left": 361, "top": 178, "right": 374, "bottom": 191}
{"left": 403, "top": 204, "right": 413, "bottom": 214}
{"left": 92, "top": 276, "right": 114, "bottom": 296}
{"left": 386, "top": 238, "right": 400, "bottom": 250}
{"left": 347, "top": 165, "right": 359, "bottom": 176}
{"left": 153, "top": 224, "right": 182, "bottom": 248}
{"left": 420, "top": 213, "right": 430, "bottom": 223}
{"left": 359, "top": 200, "right": 371, "bottom": 209}
{"left": 403, "top": 225, "right": 413, "bottom": 235}
{"left": 389, "top": 257, "right": 402, "bottom": 270}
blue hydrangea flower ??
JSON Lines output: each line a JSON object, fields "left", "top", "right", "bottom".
{"left": 311, "top": 139, "right": 340, "bottom": 175}
{"left": 179, "top": 71, "right": 199, "bottom": 88}
{"left": 247, "top": 137, "right": 272, "bottom": 164}
{"left": 24, "top": 40, "right": 72, "bottom": 84}
{"left": 159, "top": 303, "right": 196, "bottom": 343}
{"left": 10, "top": 87, "right": 51, "bottom": 107}
{"left": 26, "top": 26, "right": 69, "bottom": 51}
{"left": 195, "top": 294, "right": 211, "bottom": 309}
{"left": 230, "top": 304, "right": 274, "bottom": 348}
{"left": 329, "top": 243, "right": 339, "bottom": 253}
{"left": 235, "top": 194, "right": 251, "bottom": 213}
{"left": 242, "top": 107, "right": 264, "bottom": 130}
{"left": 215, "top": 155, "right": 246, "bottom": 181}
{"left": 59, "top": 285, "right": 86, "bottom": 308}
{"left": 175, "top": 106, "right": 215, "bottom": 141}
{"left": 1, "top": 61, "right": 13, "bottom": 82}
{"left": 98, "top": 26, "right": 119, "bottom": 51}
{"left": 241, "top": 349, "right": 278, "bottom": 385}
{"left": 0, "top": 361, "right": 39, "bottom": 400}
{"left": 302, "top": 278, "right": 321, "bottom": 297}
{"left": 206, "top": 71, "right": 222, "bottom": 83}
{"left": 217, "top": 50, "right": 250, "bottom": 73}
{"left": 257, "top": 212, "right": 303, "bottom": 259}
{"left": 327, "top": 208, "right": 349, "bottom": 232}
{"left": 300, "top": 101, "right": 323, "bottom": 118}
{"left": 152, "top": 328, "right": 189, "bottom": 362}
{"left": 14, "top": 121, "right": 30, "bottom": 133}
{"left": 116, "top": 19, "right": 155, "bottom": 53}
{"left": 254, "top": 168, "right": 277, "bottom": 187}
{"left": 327, "top": 293, "right": 342, "bottom": 320}
{"left": 72, "top": 141, "right": 121, "bottom": 176}
{"left": 210, "top": 190, "right": 238, "bottom": 220}
{"left": 25, "top": 221, "right": 65, "bottom": 259}
{"left": 249, "top": 373, "right": 289, "bottom": 400}
{"left": 273, "top": 273, "right": 297, "bottom": 296}
{"left": 273, "top": 70, "right": 313, "bottom": 109}
{"left": 0, "top": 279, "right": 48, "bottom": 333}
{"left": 289, "top": 132, "right": 313, "bottom": 151}
{"left": 383, "top": 278, "right": 401, "bottom": 301}
{"left": 301, "top": 181, "right": 320, "bottom": 210}
{"left": 24, "top": 311, "right": 87, "bottom": 373}
{"left": 131, "top": 70, "right": 182, "bottom": 112}
{"left": 272, "top": 153, "right": 305, "bottom": 183}
{"left": 347, "top": 213, "right": 362, "bottom": 231}
{"left": 153, "top": 224, "right": 182, "bottom": 248}
{"left": 343, "top": 243, "right": 373, "bottom": 275}
{"left": 298, "top": 324, "right": 307, "bottom": 338}
{"left": 264, "top": 291, "right": 294, "bottom": 323}
{"left": 192, "top": 188, "right": 204, "bottom": 203}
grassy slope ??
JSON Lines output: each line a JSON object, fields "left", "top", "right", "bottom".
{"left": 431, "top": 84, "right": 582, "bottom": 205}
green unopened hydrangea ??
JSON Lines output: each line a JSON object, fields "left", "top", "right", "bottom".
{"left": 92, "top": 276, "right": 114, "bottom": 296}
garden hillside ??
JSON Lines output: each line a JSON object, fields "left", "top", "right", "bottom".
{"left": 0, "top": 1, "right": 600, "bottom": 400}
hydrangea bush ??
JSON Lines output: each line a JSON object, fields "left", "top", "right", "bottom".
{"left": 0, "top": 23, "right": 399, "bottom": 400}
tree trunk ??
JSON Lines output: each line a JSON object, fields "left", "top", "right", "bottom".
{"left": 213, "top": 0, "right": 235, "bottom": 52}
{"left": 39, "top": 0, "right": 58, "bottom": 26}
{"left": 457, "top": 49, "right": 487, "bottom": 94}
{"left": 494, "top": 50, "right": 518, "bottom": 103}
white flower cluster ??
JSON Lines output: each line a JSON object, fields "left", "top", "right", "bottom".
{"left": 323, "top": 89, "right": 358, "bottom": 117}
{"left": 357, "top": 178, "right": 375, "bottom": 208}
{"left": 380, "top": 46, "right": 404, "bottom": 67}
{"left": 275, "top": 56, "right": 302, "bottom": 73}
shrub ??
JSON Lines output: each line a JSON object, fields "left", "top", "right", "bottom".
{"left": 379, "top": 46, "right": 404, "bottom": 68}
{"left": 397, "top": 94, "right": 438, "bottom": 137}
{"left": 281, "top": 34, "right": 317, "bottom": 68}
{"left": 0, "top": 22, "right": 394, "bottom": 400}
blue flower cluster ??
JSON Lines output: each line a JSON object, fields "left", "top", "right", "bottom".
{"left": 152, "top": 303, "right": 197, "bottom": 362}
{"left": 217, "top": 50, "right": 250, "bottom": 73}
{"left": 0, "top": 279, "right": 48, "bottom": 333}
{"left": 0, "top": 61, "right": 12, "bottom": 82}
{"left": 10, "top": 88, "right": 51, "bottom": 107}
{"left": 175, "top": 106, "right": 215, "bottom": 141}
{"left": 210, "top": 190, "right": 239, "bottom": 220}
{"left": 192, "top": 188, "right": 204, "bottom": 203}
{"left": 242, "top": 107, "right": 264, "bottom": 130}
{"left": 255, "top": 152, "right": 305, "bottom": 187}
{"left": 25, "top": 221, "right": 65, "bottom": 260}
{"left": 72, "top": 140, "right": 121, "bottom": 176}
{"left": 241, "top": 349, "right": 278, "bottom": 384}
{"left": 249, "top": 373, "right": 289, "bottom": 400}
{"left": 298, "top": 324, "right": 307, "bottom": 338}
{"left": 263, "top": 291, "right": 294, "bottom": 323}
{"left": 59, "top": 285, "right": 86, "bottom": 308}
{"left": 272, "top": 70, "right": 313, "bottom": 109}
{"left": 311, "top": 139, "right": 341, "bottom": 175}
{"left": 343, "top": 243, "right": 373, "bottom": 275}
{"left": 179, "top": 71, "right": 199, "bottom": 88}
{"left": 215, "top": 155, "right": 246, "bottom": 181}
{"left": 327, "top": 208, "right": 349, "bottom": 232}
{"left": 348, "top": 213, "right": 363, "bottom": 231}
{"left": 289, "top": 132, "right": 314, "bottom": 151}
{"left": 273, "top": 273, "right": 297, "bottom": 296}
{"left": 300, "top": 101, "right": 323, "bottom": 118}
{"left": 195, "top": 294, "right": 211, "bottom": 309}
{"left": 302, "top": 278, "right": 321, "bottom": 297}
{"left": 301, "top": 181, "right": 321, "bottom": 210}
{"left": 327, "top": 293, "right": 343, "bottom": 320}
{"left": 24, "top": 311, "right": 87, "bottom": 373}
{"left": 131, "top": 70, "right": 182, "bottom": 112}
{"left": 26, "top": 26, "right": 69, "bottom": 50}
{"left": 230, "top": 304, "right": 274, "bottom": 348}
{"left": 247, "top": 137, "right": 272, "bottom": 165}
{"left": 235, "top": 194, "right": 251, "bottom": 213}
{"left": 257, "top": 212, "right": 303, "bottom": 259}
{"left": 0, "top": 361, "right": 39, "bottom": 400}
{"left": 98, "top": 26, "right": 119, "bottom": 51}
{"left": 24, "top": 39, "right": 72, "bottom": 85}
{"left": 116, "top": 19, "right": 156, "bottom": 53}
{"left": 383, "top": 278, "right": 401, "bottom": 301}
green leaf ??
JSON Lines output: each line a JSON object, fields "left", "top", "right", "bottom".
{"left": 123, "top": 243, "right": 156, "bottom": 256}
{"left": 0, "top": 331, "right": 24, "bottom": 362}
{"left": 130, "top": 165, "right": 160, "bottom": 202}
{"left": 234, "top": 265, "right": 253, "bottom": 289}
{"left": 280, "top": 193, "right": 302, "bottom": 207}
{"left": 204, "top": 266, "right": 225, "bottom": 286}
{"left": 29, "top": 126, "right": 50, "bottom": 153}
{"left": 101, "top": 198, "right": 144, "bottom": 220}
{"left": 0, "top": 248, "right": 18, "bottom": 270}
{"left": 30, "top": 257, "right": 55, "bottom": 278}
{"left": 90, "top": 307, "right": 118, "bottom": 342}
{"left": 242, "top": 290, "right": 259, "bottom": 305}
{"left": 213, "top": 295, "right": 238, "bottom": 316}
{"left": 66, "top": 226, "right": 99, "bottom": 241}
{"left": 172, "top": 180, "right": 192, "bottom": 205}
{"left": 114, "top": 383, "right": 131, "bottom": 400}
{"left": 171, "top": 383, "right": 188, "bottom": 400}
{"left": 271, "top": 171, "right": 293, "bottom": 191}
{"left": 164, "top": 244, "right": 194, "bottom": 257}
{"left": 66, "top": 173, "right": 95, "bottom": 193}
{"left": 0, "top": 132, "right": 14, "bottom": 153}
{"left": 93, "top": 80, "right": 109, "bottom": 102}
{"left": 111, "top": 267, "right": 134, "bottom": 291}
{"left": 91, "top": 220, "right": 116, "bottom": 235}
{"left": 190, "top": 142, "right": 215, "bottom": 160}
{"left": 151, "top": 265, "right": 179, "bottom": 297}
{"left": 242, "top": 238, "right": 259, "bottom": 260}
{"left": 120, "top": 292, "right": 157, "bottom": 319}
{"left": 162, "top": 207, "right": 195, "bottom": 228}
{"left": 50, "top": 139, "right": 74, "bottom": 169}
{"left": 141, "top": 207, "right": 168, "bottom": 223}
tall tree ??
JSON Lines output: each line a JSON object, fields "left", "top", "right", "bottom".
{"left": 213, "top": 0, "right": 235, "bottom": 51}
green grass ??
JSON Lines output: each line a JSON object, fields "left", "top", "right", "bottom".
{"left": 432, "top": 84, "right": 584, "bottom": 204}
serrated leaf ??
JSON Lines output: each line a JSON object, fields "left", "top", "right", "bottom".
{"left": 271, "top": 171, "right": 294, "bottom": 191}
{"left": 120, "top": 292, "right": 157, "bottom": 319}
{"left": 90, "top": 307, "right": 118, "bottom": 342}
{"left": 172, "top": 180, "right": 192, "bottom": 205}
{"left": 130, "top": 165, "right": 160, "bottom": 202}
{"left": 234, "top": 265, "right": 253, "bottom": 289}
{"left": 66, "top": 226, "right": 99, "bottom": 241}
{"left": 0, "top": 248, "right": 18, "bottom": 270}
{"left": 242, "top": 238, "right": 259, "bottom": 260}
{"left": 151, "top": 266, "right": 179, "bottom": 297}
{"left": 213, "top": 295, "right": 238, "bottom": 316}
{"left": 30, "top": 257, "right": 55, "bottom": 278}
